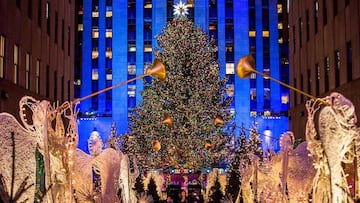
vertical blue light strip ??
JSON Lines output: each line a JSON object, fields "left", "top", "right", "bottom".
{"left": 98, "top": 0, "right": 106, "bottom": 113}
{"left": 234, "top": 0, "right": 251, "bottom": 129}
{"left": 255, "top": 0, "right": 264, "bottom": 113}
{"left": 217, "top": 0, "right": 226, "bottom": 78}
{"left": 112, "top": 0, "right": 129, "bottom": 134}
{"left": 80, "top": 0, "right": 93, "bottom": 113}
{"left": 194, "top": 0, "right": 209, "bottom": 32}
{"left": 136, "top": 0, "right": 144, "bottom": 105}
{"left": 152, "top": 0, "right": 167, "bottom": 50}
{"left": 269, "top": 0, "right": 281, "bottom": 112}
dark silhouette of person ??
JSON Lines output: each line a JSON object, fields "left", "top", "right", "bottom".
{"left": 208, "top": 186, "right": 223, "bottom": 203}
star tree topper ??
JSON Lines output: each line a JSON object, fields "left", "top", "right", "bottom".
{"left": 173, "top": 0, "right": 189, "bottom": 17}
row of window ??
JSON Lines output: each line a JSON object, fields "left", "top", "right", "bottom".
{"left": 0, "top": 35, "right": 70, "bottom": 102}
{"left": 293, "top": 41, "right": 352, "bottom": 104}
{"left": 294, "top": 0, "right": 349, "bottom": 51}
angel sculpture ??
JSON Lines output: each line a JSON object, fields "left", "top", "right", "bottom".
{"left": 306, "top": 92, "right": 359, "bottom": 203}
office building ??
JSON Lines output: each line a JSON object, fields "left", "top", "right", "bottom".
{"left": 289, "top": 0, "right": 360, "bottom": 138}
{"left": 0, "top": 0, "right": 75, "bottom": 120}
{"left": 76, "top": 0, "right": 289, "bottom": 150}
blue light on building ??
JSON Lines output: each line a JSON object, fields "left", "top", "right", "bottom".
{"left": 76, "top": 0, "right": 289, "bottom": 152}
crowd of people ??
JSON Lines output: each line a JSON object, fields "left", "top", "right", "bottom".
{"left": 165, "top": 186, "right": 223, "bottom": 203}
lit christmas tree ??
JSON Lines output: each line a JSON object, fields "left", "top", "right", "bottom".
{"left": 122, "top": 15, "right": 233, "bottom": 170}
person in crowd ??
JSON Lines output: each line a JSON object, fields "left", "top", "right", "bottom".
{"left": 179, "top": 189, "right": 188, "bottom": 203}
{"left": 208, "top": 186, "right": 223, "bottom": 203}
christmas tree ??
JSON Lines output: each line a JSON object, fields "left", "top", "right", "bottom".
{"left": 123, "top": 16, "right": 233, "bottom": 170}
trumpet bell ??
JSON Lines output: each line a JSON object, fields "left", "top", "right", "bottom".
{"left": 214, "top": 116, "right": 225, "bottom": 127}
{"left": 236, "top": 55, "right": 256, "bottom": 79}
{"left": 146, "top": 59, "right": 166, "bottom": 81}
{"left": 162, "top": 114, "right": 173, "bottom": 128}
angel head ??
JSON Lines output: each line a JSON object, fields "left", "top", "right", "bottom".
{"left": 327, "top": 92, "right": 357, "bottom": 125}
{"left": 88, "top": 129, "right": 103, "bottom": 156}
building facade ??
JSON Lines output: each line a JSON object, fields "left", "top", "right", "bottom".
{"left": 0, "top": 0, "right": 75, "bottom": 120}
{"left": 289, "top": 0, "right": 360, "bottom": 138}
{"left": 76, "top": 0, "right": 289, "bottom": 150}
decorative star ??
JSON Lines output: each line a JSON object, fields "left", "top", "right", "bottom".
{"left": 173, "top": 0, "right": 189, "bottom": 17}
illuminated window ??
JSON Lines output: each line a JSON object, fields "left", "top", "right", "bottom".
{"left": 250, "top": 73, "right": 256, "bottom": 79}
{"left": 226, "top": 63, "right": 234, "bottom": 74}
{"left": 92, "top": 29, "right": 99, "bottom": 38}
{"left": 106, "top": 11, "right": 112, "bottom": 17}
{"left": 209, "top": 25, "right": 216, "bottom": 30}
{"left": 26, "top": 53, "right": 31, "bottom": 89}
{"left": 128, "top": 85, "right": 136, "bottom": 97}
{"left": 13, "top": 44, "right": 19, "bottom": 84}
{"left": 128, "top": 64, "right": 136, "bottom": 75}
{"left": 106, "top": 47, "right": 112, "bottom": 59}
{"left": 278, "top": 23, "right": 283, "bottom": 29}
{"left": 128, "top": 44, "right": 136, "bottom": 52}
{"left": 281, "top": 94, "right": 289, "bottom": 104}
{"left": 277, "top": 4, "right": 282, "bottom": 13}
{"left": 249, "top": 31, "right": 256, "bottom": 37}
{"left": 92, "top": 48, "right": 99, "bottom": 59}
{"left": 106, "top": 29, "right": 112, "bottom": 38}
{"left": 250, "top": 88, "right": 256, "bottom": 100}
{"left": 278, "top": 37, "right": 283, "bottom": 44}
{"left": 263, "top": 110, "right": 271, "bottom": 116}
{"left": 106, "top": 74, "right": 112, "bottom": 80}
{"left": 144, "top": 3, "right": 152, "bottom": 8}
{"left": 262, "top": 31, "right": 269, "bottom": 37}
{"left": 78, "top": 24, "right": 83, "bottom": 31}
{"left": 92, "top": 12, "right": 99, "bottom": 17}
{"left": 144, "top": 45, "right": 152, "bottom": 52}
{"left": 36, "top": 60, "right": 40, "bottom": 93}
{"left": 250, "top": 111, "right": 257, "bottom": 117}
{"left": 264, "top": 88, "right": 270, "bottom": 99}
{"left": 0, "top": 35, "right": 4, "bottom": 78}
{"left": 92, "top": 69, "right": 99, "bottom": 80}
{"left": 226, "top": 84, "right": 234, "bottom": 97}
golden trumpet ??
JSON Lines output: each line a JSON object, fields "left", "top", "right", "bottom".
{"left": 214, "top": 116, "right": 225, "bottom": 127}
{"left": 236, "top": 55, "right": 328, "bottom": 105}
{"left": 75, "top": 58, "right": 166, "bottom": 103}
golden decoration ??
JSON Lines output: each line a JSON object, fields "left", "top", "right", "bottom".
{"left": 205, "top": 140, "right": 212, "bottom": 150}
{"left": 214, "top": 116, "right": 225, "bottom": 127}
{"left": 152, "top": 140, "right": 161, "bottom": 151}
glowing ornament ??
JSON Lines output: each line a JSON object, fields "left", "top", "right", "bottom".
{"left": 152, "top": 140, "right": 161, "bottom": 151}
{"left": 205, "top": 140, "right": 212, "bottom": 150}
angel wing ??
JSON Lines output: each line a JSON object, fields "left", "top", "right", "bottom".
{"left": 0, "top": 112, "right": 38, "bottom": 202}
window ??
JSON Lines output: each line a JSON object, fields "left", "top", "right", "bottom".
{"left": 46, "top": 2, "right": 50, "bottom": 35}
{"left": 323, "top": 0, "right": 327, "bottom": 25}
{"left": 324, "top": 56, "right": 329, "bottom": 92}
{"left": 13, "top": 45, "right": 19, "bottom": 84}
{"left": 299, "top": 18, "right": 302, "bottom": 48}
{"left": 226, "top": 63, "right": 234, "bottom": 74}
{"left": 54, "top": 71, "right": 57, "bottom": 101}
{"left": 292, "top": 26, "right": 296, "bottom": 53}
{"left": 106, "top": 47, "right": 112, "bottom": 59}
{"left": 28, "top": 0, "right": 32, "bottom": 19}
{"left": 61, "top": 20, "right": 64, "bottom": 49}
{"left": 46, "top": 65, "right": 50, "bottom": 97}
{"left": 300, "top": 74, "right": 304, "bottom": 102}
{"left": 0, "top": 35, "right": 5, "bottom": 78}
{"left": 334, "top": 50, "right": 340, "bottom": 87}
{"left": 333, "top": 0, "right": 338, "bottom": 16}
{"left": 26, "top": 53, "right": 31, "bottom": 89}
{"left": 128, "top": 85, "right": 136, "bottom": 97}
{"left": 36, "top": 60, "right": 40, "bottom": 93}
{"left": 307, "top": 68, "right": 312, "bottom": 95}
{"left": 314, "top": 0, "right": 318, "bottom": 33}
{"left": 315, "top": 63, "right": 320, "bottom": 96}
{"left": 306, "top": 10, "right": 310, "bottom": 41}
{"left": 55, "top": 11, "right": 58, "bottom": 43}
{"left": 346, "top": 41, "right": 352, "bottom": 82}
{"left": 67, "top": 27, "right": 70, "bottom": 56}
{"left": 38, "top": 0, "right": 42, "bottom": 27}
{"left": 92, "top": 69, "right": 99, "bottom": 80}
{"left": 128, "top": 64, "right": 136, "bottom": 75}
{"left": 277, "top": 4, "right": 282, "bottom": 13}
{"left": 16, "top": 0, "right": 21, "bottom": 8}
